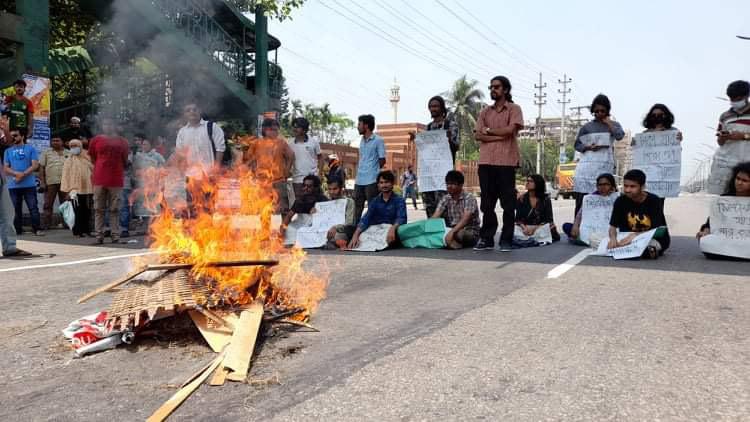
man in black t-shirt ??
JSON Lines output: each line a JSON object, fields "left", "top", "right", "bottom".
{"left": 608, "top": 169, "right": 670, "bottom": 258}
{"left": 280, "top": 174, "right": 329, "bottom": 233}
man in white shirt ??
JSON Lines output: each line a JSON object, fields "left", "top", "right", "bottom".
{"left": 289, "top": 117, "right": 321, "bottom": 201}
{"left": 175, "top": 101, "right": 226, "bottom": 180}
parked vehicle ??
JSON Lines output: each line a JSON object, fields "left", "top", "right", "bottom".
{"left": 555, "top": 162, "right": 577, "bottom": 199}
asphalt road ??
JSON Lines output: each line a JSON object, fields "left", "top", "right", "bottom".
{"left": 0, "top": 194, "right": 747, "bottom": 421}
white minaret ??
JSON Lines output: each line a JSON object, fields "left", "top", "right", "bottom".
{"left": 390, "top": 77, "right": 400, "bottom": 123}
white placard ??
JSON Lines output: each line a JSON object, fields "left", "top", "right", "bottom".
{"left": 295, "top": 199, "right": 348, "bottom": 248}
{"left": 216, "top": 178, "right": 241, "bottom": 210}
{"left": 594, "top": 228, "right": 656, "bottom": 259}
{"left": 632, "top": 131, "right": 682, "bottom": 198}
{"left": 415, "top": 130, "right": 453, "bottom": 192}
{"left": 579, "top": 132, "right": 612, "bottom": 147}
{"left": 350, "top": 223, "right": 391, "bottom": 252}
{"left": 283, "top": 213, "right": 313, "bottom": 246}
{"left": 579, "top": 193, "right": 619, "bottom": 245}
{"left": 709, "top": 196, "right": 750, "bottom": 241}
{"left": 700, "top": 235, "right": 750, "bottom": 259}
{"left": 573, "top": 149, "right": 614, "bottom": 193}
{"left": 513, "top": 223, "right": 553, "bottom": 244}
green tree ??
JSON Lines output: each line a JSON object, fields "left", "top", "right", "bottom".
{"left": 227, "top": 0, "right": 305, "bottom": 20}
{"left": 443, "top": 75, "right": 484, "bottom": 160}
{"left": 298, "top": 102, "right": 354, "bottom": 145}
{"left": 518, "top": 138, "right": 576, "bottom": 181}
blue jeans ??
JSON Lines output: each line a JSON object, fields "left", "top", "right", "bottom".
{"left": 9, "top": 187, "right": 41, "bottom": 234}
{"left": 0, "top": 176, "right": 19, "bottom": 254}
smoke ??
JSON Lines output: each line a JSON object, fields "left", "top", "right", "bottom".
{"left": 89, "top": 0, "right": 246, "bottom": 139}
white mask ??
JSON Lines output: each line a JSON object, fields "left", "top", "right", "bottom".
{"left": 70, "top": 147, "right": 82, "bottom": 155}
{"left": 731, "top": 99, "right": 748, "bottom": 112}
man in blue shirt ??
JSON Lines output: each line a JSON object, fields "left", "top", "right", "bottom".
{"left": 3, "top": 129, "right": 42, "bottom": 236}
{"left": 0, "top": 129, "right": 31, "bottom": 256}
{"left": 353, "top": 114, "right": 386, "bottom": 224}
{"left": 349, "top": 170, "right": 407, "bottom": 249}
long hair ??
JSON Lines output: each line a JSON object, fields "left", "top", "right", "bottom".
{"left": 528, "top": 174, "right": 546, "bottom": 198}
{"left": 491, "top": 75, "right": 513, "bottom": 103}
{"left": 725, "top": 162, "right": 750, "bottom": 195}
{"left": 642, "top": 103, "right": 675, "bottom": 129}
{"left": 590, "top": 94, "right": 611, "bottom": 114}
{"left": 428, "top": 95, "right": 447, "bottom": 117}
{"left": 596, "top": 173, "right": 618, "bottom": 192}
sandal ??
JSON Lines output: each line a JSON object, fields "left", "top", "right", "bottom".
{"left": 3, "top": 249, "right": 32, "bottom": 257}
{"left": 644, "top": 245, "right": 658, "bottom": 259}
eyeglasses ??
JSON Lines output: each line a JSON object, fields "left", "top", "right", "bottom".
{"left": 488, "top": 84, "right": 502, "bottom": 90}
{"left": 592, "top": 109, "right": 608, "bottom": 115}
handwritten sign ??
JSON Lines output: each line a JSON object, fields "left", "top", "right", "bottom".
{"left": 295, "top": 199, "right": 348, "bottom": 248}
{"left": 215, "top": 178, "right": 241, "bottom": 210}
{"left": 594, "top": 228, "right": 656, "bottom": 260}
{"left": 350, "top": 223, "right": 391, "bottom": 252}
{"left": 579, "top": 193, "right": 619, "bottom": 245}
{"left": 513, "top": 223, "right": 553, "bottom": 244}
{"left": 709, "top": 196, "right": 750, "bottom": 241}
{"left": 415, "top": 130, "right": 453, "bottom": 193}
{"left": 574, "top": 149, "right": 614, "bottom": 193}
{"left": 579, "top": 132, "right": 611, "bottom": 147}
{"left": 283, "top": 214, "right": 313, "bottom": 246}
{"left": 632, "top": 131, "right": 681, "bottom": 197}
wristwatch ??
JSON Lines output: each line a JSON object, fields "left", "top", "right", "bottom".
{"left": 744, "top": 133, "right": 750, "bottom": 140}
{"left": 484, "top": 127, "right": 491, "bottom": 135}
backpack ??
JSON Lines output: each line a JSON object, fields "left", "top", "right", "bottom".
{"left": 207, "top": 121, "right": 233, "bottom": 167}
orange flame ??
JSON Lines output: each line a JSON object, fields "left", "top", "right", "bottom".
{"left": 133, "top": 138, "right": 328, "bottom": 319}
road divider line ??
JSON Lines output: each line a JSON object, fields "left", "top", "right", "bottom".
{"left": 0, "top": 251, "right": 156, "bottom": 273}
{"left": 547, "top": 249, "right": 592, "bottom": 279}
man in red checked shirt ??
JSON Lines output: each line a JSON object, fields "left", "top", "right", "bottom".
{"left": 88, "top": 116, "right": 129, "bottom": 244}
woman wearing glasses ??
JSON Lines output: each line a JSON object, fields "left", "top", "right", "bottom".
{"left": 572, "top": 94, "right": 625, "bottom": 217}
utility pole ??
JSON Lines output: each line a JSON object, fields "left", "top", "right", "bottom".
{"left": 557, "top": 74, "right": 572, "bottom": 164}
{"left": 534, "top": 73, "right": 547, "bottom": 174}
{"left": 569, "top": 105, "right": 588, "bottom": 131}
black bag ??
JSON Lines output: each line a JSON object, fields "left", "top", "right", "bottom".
{"left": 207, "top": 121, "right": 233, "bottom": 167}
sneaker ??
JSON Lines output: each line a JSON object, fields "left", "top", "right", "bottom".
{"left": 499, "top": 242, "right": 512, "bottom": 252}
{"left": 33, "top": 230, "right": 45, "bottom": 237}
{"left": 473, "top": 239, "right": 494, "bottom": 251}
{"left": 95, "top": 237, "right": 104, "bottom": 245}
{"left": 111, "top": 237, "right": 120, "bottom": 244}
{"left": 120, "top": 231, "right": 130, "bottom": 238}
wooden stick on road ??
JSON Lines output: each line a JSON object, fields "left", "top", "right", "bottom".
{"left": 77, "top": 265, "right": 149, "bottom": 303}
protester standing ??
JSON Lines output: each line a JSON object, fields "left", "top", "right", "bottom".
{"left": 326, "top": 154, "right": 345, "bottom": 186}
{"left": 473, "top": 76, "right": 524, "bottom": 252}
{"left": 289, "top": 117, "right": 322, "bottom": 201}
{"left": 3, "top": 129, "right": 42, "bottom": 236}
{"left": 89, "top": 117, "right": 129, "bottom": 244}
{"left": 60, "top": 139, "right": 94, "bottom": 237}
{"left": 0, "top": 158, "right": 31, "bottom": 256}
{"left": 38, "top": 137, "right": 69, "bottom": 229}
{"left": 61, "top": 116, "right": 93, "bottom": 148}
{"left": 400, "top": 165, "right": 418, "bottom": 210}
{"left": 3, "top": 79, "right": 34, "bottom": 137}
{"left": 717, "top": 80, "right": 750, "bottom": 146}
{"left": 572, "top": 94, "right": 625, "bottom": 216}
{"left": 244, "top": 119, "right": 295, "bottom": 213}
{"left": 353, "top": 114, "right": 386, "bottom": 224}
{"left": 175, "top": 101, "right": 226, "bottom": 180}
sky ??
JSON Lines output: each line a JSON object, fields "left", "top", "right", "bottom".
{"left": 266, "top": 0, "right": 750, "bottom": 182}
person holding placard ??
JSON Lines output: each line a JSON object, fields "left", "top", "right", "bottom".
{"left": 432, "top": 170, "right": 480, "bottom": 249}
{"left": 640, "top": 104, "right": 683, "bottom": 141}
{"left": 473, "top": 76, "right": 524, "bottom": 252}
{"left": 348, "top": 170, "right": 406, "bottom": 250}
{"left": 323, "top": 177, "right": 356, "bottom": 249}
{"left": 696, "top": 162, "right": 750, "bottom": 260}
{"left": 513, "top": 174, "right": 560, "bottom": 247}
{"left": 280, "top": 175, "right": 329, "bottom": 235}
{"left": 607, "top": 169, "right": 670, "bottom": 259}
{"left": 573, "top": 94, "right": 625, "bottom": 216}
{"left": 563, "top": 172, "right": 618, "bottom": 245}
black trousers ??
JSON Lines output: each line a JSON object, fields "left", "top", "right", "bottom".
{"left": 574, "top": 192, "right": 587, "bottom": 218}
{"left": 478, "top": 165, "right": 516, "bottom": 244}
{"left": 73, "top": 194, "right": 93, "bottom": 236}
{"left": 353, "top": 183, "right": 379, "bottom": 226}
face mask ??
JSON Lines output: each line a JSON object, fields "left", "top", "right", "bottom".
{"left": 731, "top": 99, "right": 748, "bottom": 112}
{"left": 70, "top": 147, "right": 82, "bottom": 155}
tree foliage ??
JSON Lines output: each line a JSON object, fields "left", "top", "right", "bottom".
{"left": 281, "top": 99, "right": 354, "bottom": 145}
{"left": 443, "top": 75, "right": 484, "bottom": 160}
{"left": 518, "top": 139, "right": 575, "bottom": 181}
{"left": 226, "top": 0, "right": 305, "bottom": 20}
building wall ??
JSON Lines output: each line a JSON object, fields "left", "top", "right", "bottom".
{"left": 320, "top": 143, "right": 359, "bottom": 182}
{"left": 456, "top": 160, "right": 480, "bottom": 192}
{"left": 614, "top": 130, "right": 633, "bottom": 177}
{"left": 376, "top": 122, "right": 425, "bottom": 168}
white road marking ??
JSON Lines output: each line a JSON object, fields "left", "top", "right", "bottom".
{"left": 546, "top": 249, "right": 592, "bottom": 279}
{"left": 0, "top": 251, "right": 156, "bottom": 273}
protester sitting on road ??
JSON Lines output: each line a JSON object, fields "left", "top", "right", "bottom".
{"left": 431, "top": 170, "right": 480, "bottom": 249}
{"left": 607, "top": 169, "right": 670, "bottom": 259}
{"left": 348, "top": 170, "right": 407, "bottom": 250}
{"left": 322, "top": 177, "right": 355, "bottom": 249}
{"left": 696, "top": 162, "right": 750, "bottom": 260}
{"left": 513, "top": 174, "right": 560, "bottom": 246}
{"left": 563, "top": 173, "right": 618, "bottom": 243}
{"left": 3, "top": 128, "right": 43, "bottom": 236}
{"left": 60, "top": 139, "right": 94, "bottom": 237}
{"left": 280, "top": 174, "right": 328, "bottom": 236}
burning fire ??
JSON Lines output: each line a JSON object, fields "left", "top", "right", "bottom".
{"left": 132, "top": 140, "right": 328, "bottom": 320}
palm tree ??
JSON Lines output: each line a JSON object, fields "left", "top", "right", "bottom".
{"left": 443, "top": 75, "right": 484, "bottom": 160}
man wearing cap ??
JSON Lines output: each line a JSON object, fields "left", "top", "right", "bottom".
{"left": 326, "top": 153, "right": 345, "bottom": 186}
{"left": 61, "top": 116, "right": 93, "bottom": 148}
{"left": 289, "top": 117, "right": 322, "bottom": 201}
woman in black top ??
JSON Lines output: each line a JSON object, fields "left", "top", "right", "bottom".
{"left": 515, "top": 174, "right": 560, "bottom": 242}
